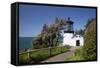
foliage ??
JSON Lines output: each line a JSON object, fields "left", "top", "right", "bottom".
{"left": 75, "top": 29, "right": 84, "bottom": 36}
{"left": 66, "top": 18, "right": 97, "bottom": 61}
{"left": 19, "top": 46, "right": 68, "bottom": 64}
{"left": 32, "top": 17, "right": 65, "bottom": 49}
{"left": 83, "top": 18, "right": 96, "bottom": 60}
{"left": 85, "top": 18, "right": 95, "bottom": 28}
{"left": 66, "top": 47, "right": 85, "bottom": 61}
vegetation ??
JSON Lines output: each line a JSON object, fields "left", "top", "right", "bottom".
{"left": 19, "top": 17, "right": 72, "bottom": 65}
{"left": 83, "top": 18, "right": 96, "bottom": 60}
{"left": 19, "top": 46, "right": 69, "bottom": 64}
{"left": 75, "top": 29, "right": 84, "bottom": 36}
{"left": 66, "top": 47, "right": 85, "bottom": 61}
{"left": 32, "top": 17, "right": 66, "bottom": 49}
{"left": 19, "top": 17, "right": 97, "bottom": 64}
{"left": 66, "top": 18, "right": 97, "bottom": 61}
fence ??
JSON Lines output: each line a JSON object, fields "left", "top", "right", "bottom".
{"left": 19, "top": 46, "right": 70, "bottom": 64}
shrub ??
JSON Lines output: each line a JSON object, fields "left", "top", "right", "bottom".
{"left": 83, "top": 19, "right": 96, "bottom": 60}
{"left": 66, "top": 47, "right": 84, "bottom": 61}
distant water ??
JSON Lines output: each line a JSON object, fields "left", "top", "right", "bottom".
{"left": 19, "top": 37, "right": 33, "bottom": 51}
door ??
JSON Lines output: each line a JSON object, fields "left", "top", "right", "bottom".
{"left": 76, "top": 40, "right": 80, "bottom": 46}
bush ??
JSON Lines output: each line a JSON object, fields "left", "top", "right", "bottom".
{"left": 66, "top": 47, "right": 84, "bottom": 61}
{"left": 64, "top": 45, "right": 71, "bottom": 49}
{"left": 83, "top": 19, "right": 96, "bottom": 60}
{"left": 19, "top": 53, "right": 29, "bottom": 64}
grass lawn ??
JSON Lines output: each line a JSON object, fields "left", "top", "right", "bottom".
{"left": 19, "top": 46, "right": 69, "bottom": 64}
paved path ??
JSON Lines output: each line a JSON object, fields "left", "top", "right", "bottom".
{"left": 41, "top": 46, "right": 80, "bottom": 63}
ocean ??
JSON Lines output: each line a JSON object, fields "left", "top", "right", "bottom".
{"left": 19, "top": 37, "right": 33, "bottom": 51}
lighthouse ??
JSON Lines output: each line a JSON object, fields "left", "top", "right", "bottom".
{"left": 63, "top": 17, "right": 84, "bottom": 46}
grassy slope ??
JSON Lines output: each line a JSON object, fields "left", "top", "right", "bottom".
{"left": 19, "top": 46, "right": 69, "bottom": 64}
{"left": 66, "top": 47, "right": 85, "bottom": 61}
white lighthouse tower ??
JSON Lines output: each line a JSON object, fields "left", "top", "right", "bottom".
{"left": 63, "top": 17, "right": 84, "bottom": 46}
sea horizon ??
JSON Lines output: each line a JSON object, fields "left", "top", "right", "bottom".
{"left": 19, "top": 37, "right": 34, "bottom": 51}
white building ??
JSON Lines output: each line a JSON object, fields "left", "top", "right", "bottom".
{"left": 63, "top": 18, "right": 84, "bottom": 46}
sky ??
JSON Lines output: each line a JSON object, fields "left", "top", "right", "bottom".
{"left": 19, "top": 4, "right": 96, "bottom": 37}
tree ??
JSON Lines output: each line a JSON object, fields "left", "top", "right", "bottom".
{"left": 75, "top": 29, "right": 84, "bottom": 36}
{"left": 85, "top": 18, "right": 95, "bottom": 28}
{"left": 32, "top": 17, "right": 65, "bottom": 49}
{"left": 83, "top": 18, "right": 96, "bottom": 60}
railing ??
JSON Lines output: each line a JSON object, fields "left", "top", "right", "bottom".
{"left": 19, "top": 46, "right": 70, "bottom": 64}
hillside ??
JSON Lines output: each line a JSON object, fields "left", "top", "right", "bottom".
{"left": 83, "top": 19, "right": 97, "bottom": 60}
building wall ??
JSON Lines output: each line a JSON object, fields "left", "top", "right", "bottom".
{"left": 63, "top": 33, "right": 84, "bottom": 46}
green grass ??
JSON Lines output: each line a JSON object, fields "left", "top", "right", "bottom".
{"left": 19, "top": 53, "right": 29, "bottom": 64}
{"left": 19, "top": 46, "right": 69, "bottom": 64}
{"left": 66, "top": 47, "right": 85, "bottom": 61}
